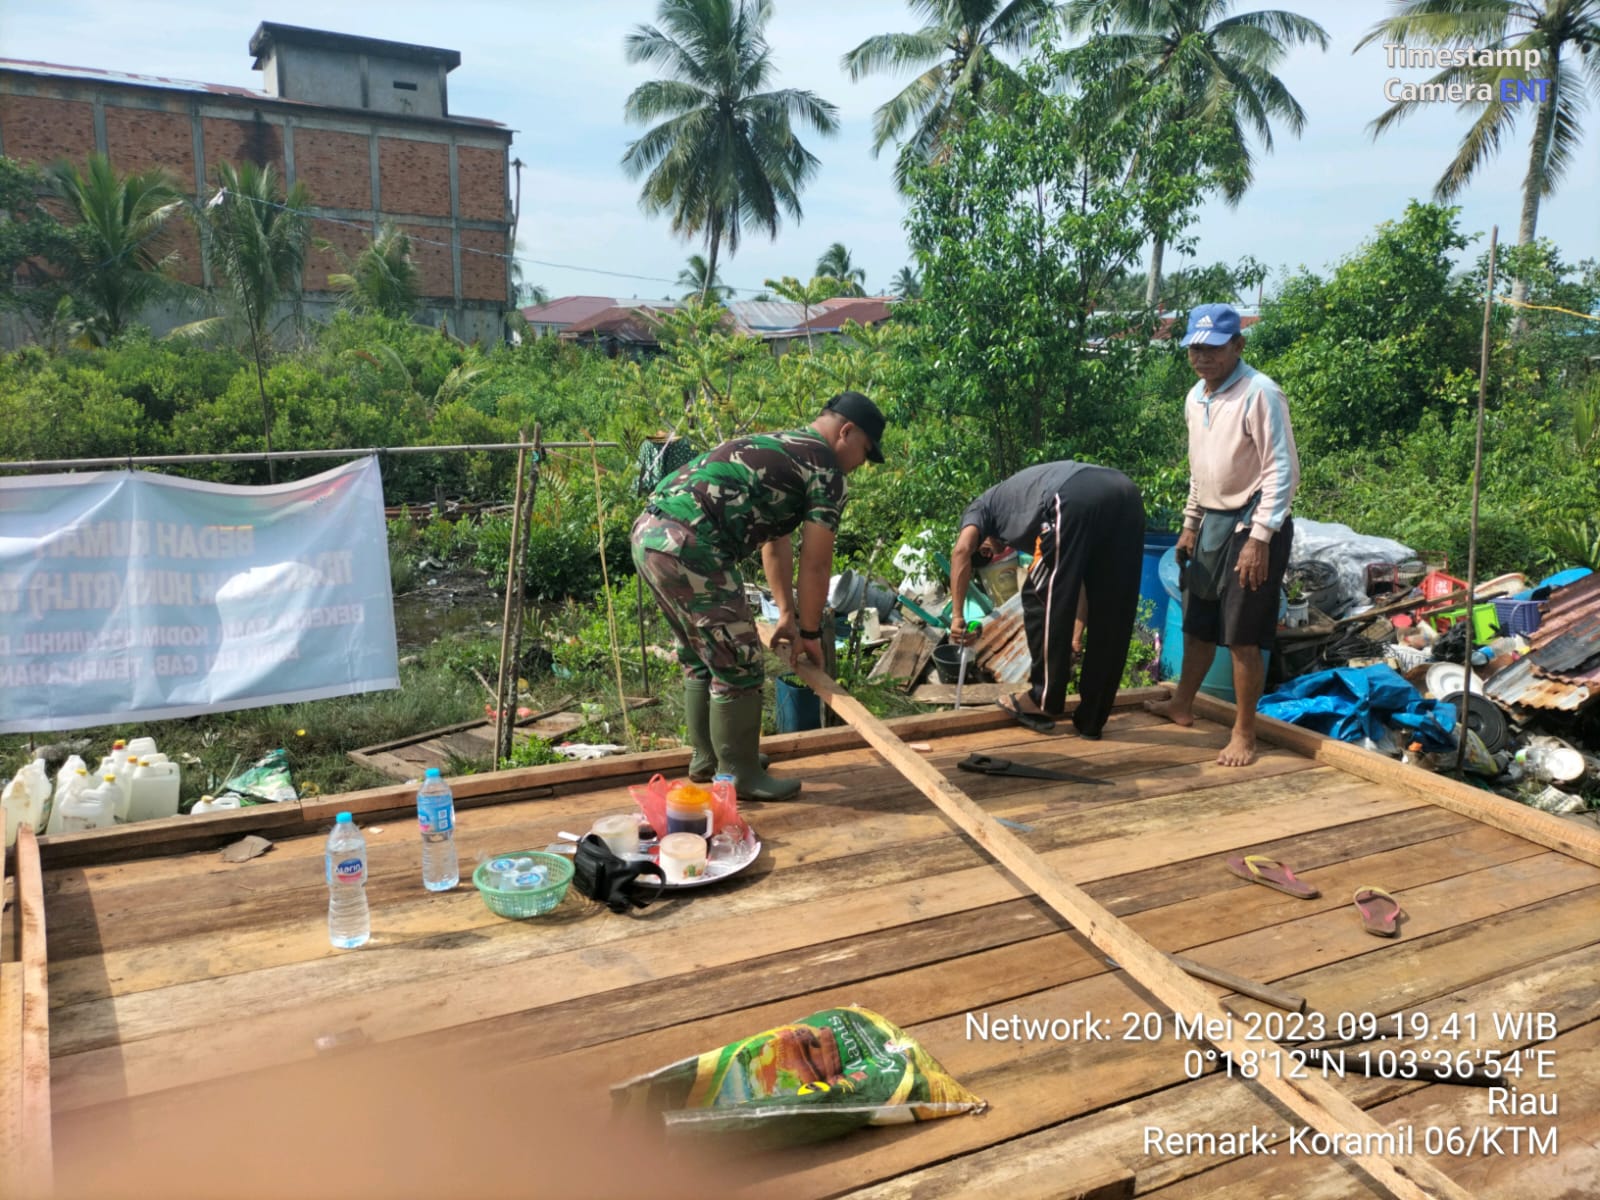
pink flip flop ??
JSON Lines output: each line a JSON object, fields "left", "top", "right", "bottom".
{"left": 1225, "top": 854, "right": 1320, "bottom": 899}
{"left": 1353, "top": 886, "right": 1405, "bottom": 937}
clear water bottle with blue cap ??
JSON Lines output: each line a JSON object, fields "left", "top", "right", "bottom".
{"left": 417, "top": 767, "right": 459, "bottom": 891}
{"left": 326, "top": 812, "right": 370, "bottom": 948}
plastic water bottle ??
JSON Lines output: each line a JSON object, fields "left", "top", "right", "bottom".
{"left": 326, "top": 812, "right": 370, "bottom": 949}
{"left": 416, "top": 767, "right": 459, "bottom": 891}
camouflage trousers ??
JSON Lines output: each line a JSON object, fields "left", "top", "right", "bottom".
{"left": 631, "top": 511, "right": 763, "bottom": 696}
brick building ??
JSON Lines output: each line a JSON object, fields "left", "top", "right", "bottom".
{"left": 0, "top": 21, "right": 514, "bottom": 344}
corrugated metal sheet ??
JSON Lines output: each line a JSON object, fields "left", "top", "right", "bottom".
{"left": 1484, "top": 573, "right": 1600, "bottom": 711}
{"left": 726, "top": 301, "right": 808, "bottom": 332}
{"left": 1484, "top": 655, "right": 1593, "bottom": 712}
{"left": 974, "top": 594, "right": 1031, "bottom": 683}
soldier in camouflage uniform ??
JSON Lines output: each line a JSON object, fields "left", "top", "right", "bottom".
{"left": 633, "top": 392, "right": 887, "bottom": 800}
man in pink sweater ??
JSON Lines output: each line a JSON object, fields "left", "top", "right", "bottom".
{"left": 1146, "top": 304, "right": 1300, "bottom": 766}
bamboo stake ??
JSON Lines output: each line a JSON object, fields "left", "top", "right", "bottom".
{"left": 789, "top": 661, "right": 1471, "bottom": 1200}
{"left": 590, "top": 436, "right": 633, "bottom": 746}
{"left": 493, "top": 439, "right": 529, "bottom": 765}
{"left": 1456, "top": 226, "right": 1497, "bottom": 773}
{"left": 503, "top": 425, "right": 542, "bottom": 765}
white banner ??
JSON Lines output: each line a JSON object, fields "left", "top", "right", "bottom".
{"left": 0, "top": 457, "right": 399, "bottom": 732}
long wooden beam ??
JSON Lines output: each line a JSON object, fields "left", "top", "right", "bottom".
{"left": 12, "top": 826, "right": 52, "bottom": 1197}
{"left": 1190, "top": 694, "right": 1600, "bottom": 869}
{"left": 789, "top": 662, "right": 1472, "bottom": 1200}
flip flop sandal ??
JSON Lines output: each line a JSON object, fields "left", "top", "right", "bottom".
{"left": 1224, "top": 854, "right": 1321, "bottom": 899}
{"left": 997, "top": 693, "right": 1056, "bottom": 734}
{"left": 1353, "top": 886, "right": 1405, "bottom": 937}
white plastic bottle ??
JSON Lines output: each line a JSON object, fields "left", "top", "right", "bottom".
{"left": 59, "top": 775, "right": 119, "bottom": 833}
{"left": 191, "top": 794, "right": 243, "bottom": 815}
{"left": 126, "top": 758, "right": 181, "bottom": 822}
{"left": 95, "top": 752, "right": 134, "bottom": 822}
{"left": 3, "top": 759, "right": 52, "bottom": 848}
{"left": 47, "top": 765, "right": 90, "bottom": 834}
{"left": 326, "top": 812, "right": 371, "bottom": 949}
{"left": 416, "top": 767, "right": 459, "bottom": 891}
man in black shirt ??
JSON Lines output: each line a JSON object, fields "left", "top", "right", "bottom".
{"left": 951, "top": 463, "right": 1145, "bottom": 738}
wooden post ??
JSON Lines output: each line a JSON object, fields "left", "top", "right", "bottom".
{"left": 789, "top": 662, "right": 1473, "bottom": 1200}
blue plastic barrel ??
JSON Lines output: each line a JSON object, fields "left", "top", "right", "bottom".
{"left": 1140, "top": 532, "right": 1179, "bottom": 630}
{"left": 1157, "top": 547, "right": 1274, "bottom": 704}
{"left": 774, "top": 675, "right": 821, "bottom": 732}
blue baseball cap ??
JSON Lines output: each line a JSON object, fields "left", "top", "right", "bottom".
{"left": 1180, "top": 303, "right": 1242, "bottom": 347}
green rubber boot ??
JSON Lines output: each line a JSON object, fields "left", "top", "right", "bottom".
{"left": 686, "top": 679, "right": 766, "bottom": 781}
{"left": 683, "top": 678, "right": 717, "bottom": 782}
{"left": 711, "top": 693, "right": 801, "bottom": 801}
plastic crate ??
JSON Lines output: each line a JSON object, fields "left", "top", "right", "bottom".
{"left": 1430, "top": 602, "right": 1500, "bottom": 645}
{"left": 1493, "top": 598, "right": 1543, "bottom": 637}
{"left": 1419, "top": 570, "right": 1467, "bottom": 601}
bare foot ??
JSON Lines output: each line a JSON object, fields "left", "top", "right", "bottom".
{"left": 1217, "top": 733, "right": 1257, "bottom": 767}
{"left": 1144, "top": 696, "right": 1194, "bottom": 728}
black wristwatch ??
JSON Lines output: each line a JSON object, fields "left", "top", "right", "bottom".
{"left": 799, "top": 627, "right": 822, "bottom": 640}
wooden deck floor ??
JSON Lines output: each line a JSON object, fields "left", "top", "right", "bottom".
{"left": 31, "top": 699, "right": 1600, "bottom": 1199}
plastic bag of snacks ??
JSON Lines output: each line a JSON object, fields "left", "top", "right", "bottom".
{"left": 609, "top": 1006, "right": 985, "bottom": 1148}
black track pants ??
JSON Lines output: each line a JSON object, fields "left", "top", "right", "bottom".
{"left": 1021, "top": 467, "right": 1145, "bottom": 735}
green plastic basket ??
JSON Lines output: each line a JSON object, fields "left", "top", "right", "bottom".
{"left": 472, "top": 851, "right": 573, "bottom": 919}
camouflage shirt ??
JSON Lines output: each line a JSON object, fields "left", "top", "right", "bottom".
{"left": 649, "top": 429, "right": 847, "bottom": 559}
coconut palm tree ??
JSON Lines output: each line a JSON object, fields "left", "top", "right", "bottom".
{"left": 44, "top": 152, "right": 186, "bottom": 344}
{"left": 1356, "top": 0, "right": 1600, "bottom": 320}
{"left": 1065, "top": 0, "right": 1329, "bottom": 305}
{"left": 622, "top": 0, "right": 840, "bottom": 299}
{"left": 891, "top": 265, "right": 923, "bottom": 299}
{"left": 321, "top": 222, "right": 419, "bottom": 318}
{"left": 190, "top": 161, "right": 311, "bottom": 480}
{"left": 816, "top": 242, "right": 868, "bottom": 295}
{"left": 842, "top": 0, "right": 1060, "bottom": 191}
{"left": 676, "top": 252, "right": 733, "bottom": 300}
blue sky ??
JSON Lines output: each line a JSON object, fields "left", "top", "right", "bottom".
{"left": 3, "top": 1, "right": 1595, "bottom": 301}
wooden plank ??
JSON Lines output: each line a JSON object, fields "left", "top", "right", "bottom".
{"left": 985, "top": 937, "right": 1600, "bottom": 1198}
{"left": 1191, "top": 693, "right": 1600, "bottom": 867}
{"left": 1, "top": 964, "right": 22, "bottom": 1200}
{"left": 791, "top": 663, "right": 1472, "bottom": 1200}
{"left": 910, "top": 682, "right": 1007, "bottom": 706}
{"left": 847, "top": 1152, "right": 1135, "bottom": 1200}
{"left": 867, "top": 622, "right": 939, "bottom": 687}
{"left": 47, "top": 777, "right": 1434, "bottom": 1108}
{"left": 14, "top": 827, "right": 51, "bottom": 1197}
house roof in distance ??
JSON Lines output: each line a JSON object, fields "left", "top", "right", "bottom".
{"left": 519, "top": 296, "right": 618, "bottom": 327}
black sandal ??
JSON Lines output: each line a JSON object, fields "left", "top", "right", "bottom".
{"left": 997, "top": 693, "right": 1056, "bottom": 734}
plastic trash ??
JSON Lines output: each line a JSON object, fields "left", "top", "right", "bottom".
{"left": 3, "top": 759, "right": 52, "bottom": 848}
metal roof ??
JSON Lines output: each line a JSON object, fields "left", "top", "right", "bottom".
{"left": 520, "top": 296, "right": 617, "bottom": 327}
{"left": 726, "top": 301, "right": 809, "bottom": 332}
{"left": 1484, "top": 573, "right": 1600, "bottom": 712}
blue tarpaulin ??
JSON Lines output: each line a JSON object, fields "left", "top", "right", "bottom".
{"left": 1259, "top": 664, "right": 1458, "bottom": 749}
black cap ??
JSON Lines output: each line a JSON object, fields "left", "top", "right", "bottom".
{"left": 823, "top": 391, "right": 886, "bottom": 464}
